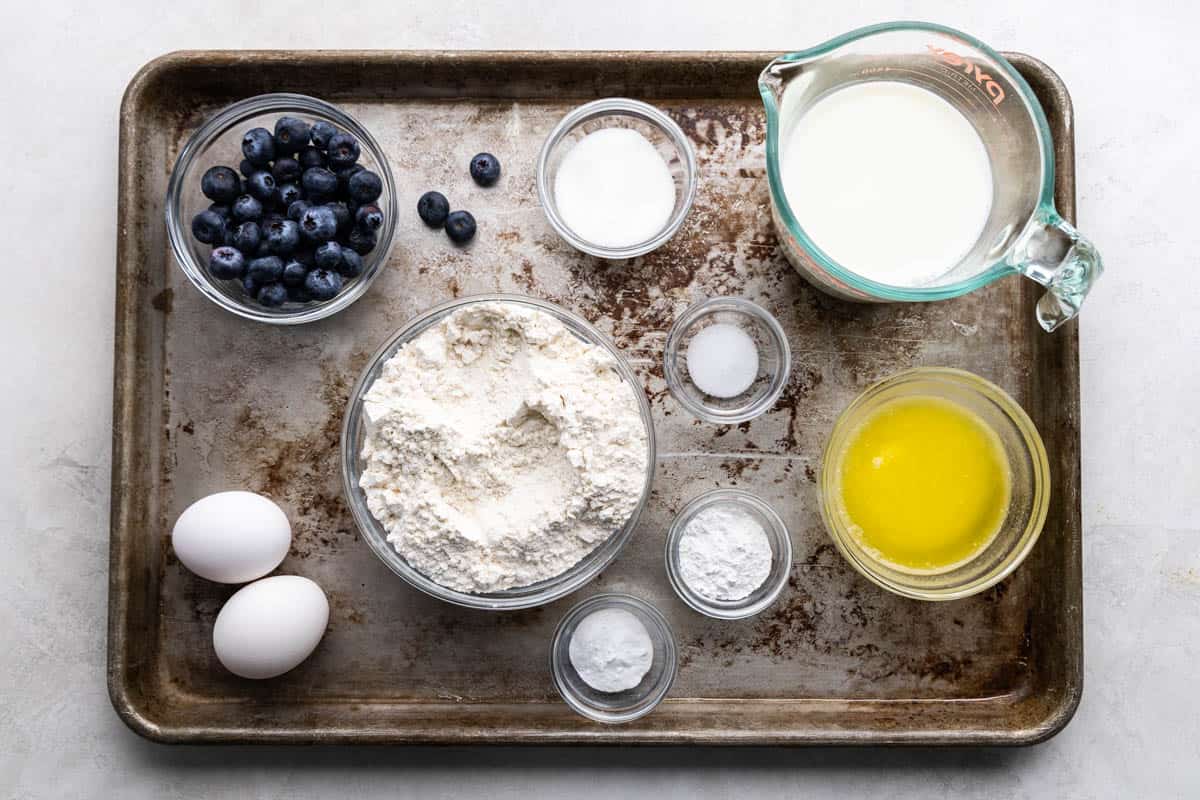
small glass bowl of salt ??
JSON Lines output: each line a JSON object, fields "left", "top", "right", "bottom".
{"left": 664, "top": 297, "right": 791, "bottom": 424}
{"left": 665, "top": 489, "right": 793, "bottom": 620}
{"left": 550, "top": 593, "right": 677, "bottom": 724}
{"left": 536, "top": 98, "right": 697, "bottom": 259}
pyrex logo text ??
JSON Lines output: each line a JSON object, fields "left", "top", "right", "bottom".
{"left": 926, "top": 46, "right": 1006, "bottom": 106}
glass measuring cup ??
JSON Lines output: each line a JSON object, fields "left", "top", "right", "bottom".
{"left": 759, "top": 22, "right": 1103, "bottom": 332}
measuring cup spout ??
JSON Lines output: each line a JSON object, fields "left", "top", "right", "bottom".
{"left": 757, "top": 56, "right": 807, "bottom": 108}
{"left": 1008, "top": 209, "right": 1103, "bottom": 332}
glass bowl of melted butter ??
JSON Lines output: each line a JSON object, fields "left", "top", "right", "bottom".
{"left": 818, "top": 367, "right": 1050, "bottom": 601}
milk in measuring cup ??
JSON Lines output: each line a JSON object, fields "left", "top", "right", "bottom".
{"left": 781, "top": 81, "right": 993, "bottom": 287}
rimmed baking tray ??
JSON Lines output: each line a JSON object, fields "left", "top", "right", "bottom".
{"left": 109, "top": 50, "right": 1082, "bottom": 744}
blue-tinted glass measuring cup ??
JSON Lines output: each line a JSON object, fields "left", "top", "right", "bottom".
{"left": 759, "top": 22, "right": 1102, "bottom": 332}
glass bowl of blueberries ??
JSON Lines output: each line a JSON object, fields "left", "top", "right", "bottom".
{"left": 166, "top": 93, "right": 397, "bottom": 324}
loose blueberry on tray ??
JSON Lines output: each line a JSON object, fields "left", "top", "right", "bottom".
{"left": 469, "top": 152, "right": 501, "bottom": 186}
{"left": 189, "top": 115, "right": 386, "bottom": 309}
{"left": 417, "top": 191, "right": 450, "bottom": 228}
{"left": 445, "top": 210, "right": 477, "bottom": 244}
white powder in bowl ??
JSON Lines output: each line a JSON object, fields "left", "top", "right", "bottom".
{"left": 678, "top": 504, "right": 773, "bottom": 601}
{"left": 358, "top": 301, "right": 649, "bottom": 594}
{"left": 553, "top": 127, "right": 676, "bottom": 249}
{"left": 568, "top": 607, "right": 653, "bottom": 693}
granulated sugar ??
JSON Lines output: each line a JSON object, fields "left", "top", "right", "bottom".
{"left": 553, "top": 127, "right": 675, "bottom": 249}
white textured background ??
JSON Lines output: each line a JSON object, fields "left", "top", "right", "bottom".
{"left": 3, "top": 1, "right": 1197, "bottom": 797}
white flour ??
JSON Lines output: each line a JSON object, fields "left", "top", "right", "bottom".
{"left": 358, "top": 301, "right": 649, "bottom": 594}
{"left": 678, "top": 504, "right": 773, "bottom": 601}
{"left": 569, "top": 607, "right": 653, "bottom": 693}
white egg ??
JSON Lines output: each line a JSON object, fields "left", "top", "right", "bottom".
{"left": 171, "top": 491, "right": 291, "bottom": 584}
{"left": 213, "top": 575, "right": 329, "bottom": 680}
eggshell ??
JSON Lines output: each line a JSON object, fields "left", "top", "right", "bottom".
{"left": 213, "top": 575, "right": 329, "bottom": 679}
{"left": 171, "top": 491, "right": 291, "bottom": 583}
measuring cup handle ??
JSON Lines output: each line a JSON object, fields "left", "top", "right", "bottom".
{"left": 1008, "top": 209, "right": 1104, "bottom": 332}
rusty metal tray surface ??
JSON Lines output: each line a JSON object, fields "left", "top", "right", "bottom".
{"left": 109, "top": 51, "right": 1082, "bottom": 745}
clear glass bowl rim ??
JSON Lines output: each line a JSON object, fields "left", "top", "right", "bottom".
{"left": 340, "top": 294, "right": 657, "bottom": 610}
{"left": 664, "top": 488, "right": 793, "bottom": 619}
{"left": 549, "top": 592, "right": 678, "bottom": 724}
{"left": 164, "top": 92, "right": 399, "bottom": 325}
{"left": 663, "top": 296, "right": 792, "bottom": 424}
{"left": 817, "top": 366, "right": 1052, "bottom": 601}
{"left": 535, "top": 97, "right": 698, "bottom": 259}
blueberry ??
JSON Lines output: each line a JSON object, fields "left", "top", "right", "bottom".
{"left": 281, "top": 259, "right": 309, "bottom": 287}
{"left": 335, "top": 164, "right": 364, "bottom": 195}
{"left": 238, "top": 159, "right": 256, "bottom": 178}
{"left": 273, "top": 116, "right": 311, "bottom": 154}
{"left": 287, "top": 284, "right": 313, "bottom": 303}
{"left": 287, "top": 199, "right": 310, "bottom": 222}
{"left": 246, "top": 171, "right": 276, "bottom": 202}
{"left": 277, "top": 183, "right": 303, "bottom": 207}
{"left": 272, "top": 157, "right": 302, "bottom": 185}
{"left": 444, "top": 210, "right": 476, "bottom": 244}
{"left": 232, "top": 221, "right": 261, "bottom": 253}
{"left": 301, "top": 167, "right": 338, "bottom": 200}
{"left": 348, "top": 170, "right": 383, "bottom": 205}
{"left": 257, "top": 282, "right": 288, "bottom": 307}
{"left": 327, "top": 133, "right": 360, "bottom": 168}
{"left": 315, "top": 240, "right": 343, "bottom": 269}
{"left": 247, "top": 255, "right": 284, "bottom": 283}
{"left": 208, "top": 203, "right": 231, "bottom": 220}
{"left": 265, "top": 218, "right": 301, "bottom": 256}
{"left": 356, "top": 203, "right": 384, "bottom": 231}
{"left": 310, "top": 120, "right": 339, "bottom": 149}
{"left": 339, "top": 248, "right": 364, "bottom": 278}
{"left": 469, "top": 152, "right": 501, "bottom": 186}
{"left": 241, "top": 127, "right": 275, "bottom": 166}
{"left": 232, "top": 194, "right": 263, "bottom": 223}
{"left": 208, "top": 246, "right": 245, "bottom": 280}
{"left": 416, "top": 191, "right": 449, "bottom": 228}
{"left": 222, "top": 220, "right": 239, "bottom": 247}
{"left": 190, "top": 210, "right": 225, "bottom": 244}
{"left": 299, "top": 205, "right": 338, "bottom": 241}
{"left": 201, "top": 166, "right": 241, "bottom": 203}
{"left": 262, "top": 211, "right": 285, "bottom": 228}
{"left": 305, "top": 268, "right": 343, "bottom": 301}
{"left": 242, "top": 274, "right": 259, "bottom": 297}
{"left": 324, "top": 201, "right": 351, "bottom": 234}
{"left": 347, "top": 226, "right": 377, "bottom": 255}
{"left": 255, "top": 239, "right": 272, "bottom": 257}
{"left": 298, "top": 145, "right": 325, "bottom": 170}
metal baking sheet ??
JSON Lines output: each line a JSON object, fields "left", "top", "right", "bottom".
{"left": 109, "top": 51, "right": 1082, "bottom": 744}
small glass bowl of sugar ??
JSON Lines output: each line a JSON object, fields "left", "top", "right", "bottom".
{"left": 550, "top": 593, "right": 677, "bottom": 724}
{"left": 665, "top": 489, "right": 793, "bottom": 620}
{"left": 536, "top": 98, "right": 697, "bottom": 259}
{"left": 664, "top": 297, "right": 791, "bottom": 424}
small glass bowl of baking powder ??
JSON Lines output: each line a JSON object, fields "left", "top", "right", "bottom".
{"left": 664, "top": 297, "right": 791, "bottom": 424}
{"left": 665, "top": 489, "right": 793, "bottom": 619}
{"left": 550, "top": 593, "right": 677, "bottom": 724}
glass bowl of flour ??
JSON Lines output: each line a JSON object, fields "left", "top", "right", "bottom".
{"left": 665, "top": 489, "right": 793, "bottom": 619}
{"left": 341, "top": 295, "right": 656, "bottom": 611}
